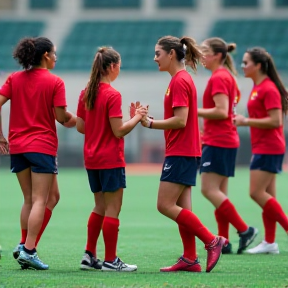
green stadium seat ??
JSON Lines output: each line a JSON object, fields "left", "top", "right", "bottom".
{"left": 222, "top": 0, "right": 259, "bottom": 8}
{"left": 210, "top": 19, "right": 288, "bottom": 71}
{"left": 29, "top": 0, "right": 57, "bottom": 10}
{"left": 158, "top": 0, "right": 196, "bottom": 8}
{"left": 83, "top": 0, "right": 141, "bottom": 9}
{"left": 275, "top": 0, "right": 288, "bottom": 7}
{"left": 0, "top": 20, "right": 45, "bottom": 70}
{"left": 56, "top": 20, "right": 184, "bottom": 71}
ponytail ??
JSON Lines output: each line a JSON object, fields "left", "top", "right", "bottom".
{"left": 180, "top": 36, "right": 202, "bottom": 72}
{"left": 267, "top": 56, "right": 288, "bottom": 114}
{"left": 83, "top": 47, "right": 121, "bottom": 111}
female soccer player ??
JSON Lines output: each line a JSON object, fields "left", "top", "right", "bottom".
{"left": 76, "top": 47, "right": 147, "bottom": 272}
{"left": 0, "top": 37, "right": 76, "bottom": 270}
{"left": 197, "top": 38, "right": 258, "bottom": 254}
{"left": 141, "top": 35, "right": 227, "bottom": 273}
{"left": 234, "top": 47, "right": 288, "bottom": 254}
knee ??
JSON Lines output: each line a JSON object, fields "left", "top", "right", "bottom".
{"left": 157, "top": 201, "right": 168, "bottom": 215}
{"left": 249, "top": 190, "right": 258, "bottom": 202}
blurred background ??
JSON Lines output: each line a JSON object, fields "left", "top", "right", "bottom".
{"left": 0, "top": 0, "right": 288, "bottom": 167}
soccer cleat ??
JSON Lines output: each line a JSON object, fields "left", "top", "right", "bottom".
{"left": 246, "top": 241, "right": 279, "bottom": 254}
{"left": 205, "top": 236, "right": 228, "bottom": 273}
{"left": 80, "top": 253, "right": 102, "bottom": 270}
{"left": 237, "top": 227, "right": 258, "bottom": 254}
{"left": 17, "top": 250, "right": 49, "bottom": 270}
{"left": 13, "top": 243, "right": 24, "bottom": 260}
{"left": 160, "top": 256, "right": 201, "bottom": 272}
{"left": 222, "top": 242, "right": 233, "bottom": 254}
{"left": 102, "top": 257, "right": 137, "bottom": 272}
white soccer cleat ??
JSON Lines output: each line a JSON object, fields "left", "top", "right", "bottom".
{"left": 102, "top": 257, "right": 137, "bottom": 272}
{"left": 246, "top": 240, "right": 279, "bottom": 254}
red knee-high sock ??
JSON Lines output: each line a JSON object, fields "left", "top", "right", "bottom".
{"left": 262, "top": 211, "right": 276, "bottom": 243}
{"left": 217, "top": 199, "right": 248, "bottom": 233}
{"left": 35, "top": 207, "right": 52, "bottom": 247}
{"left": 102, "top": 216, "right": 119, "bottom": 262}
{"left": 85, "top": 212, "right": 104, "bottom": 257}
{"left": 20, "top": 229, "right": 27, "bottom": 244}
{"left": 263, "top": 198, "right": 288, "bottom": 232}
{"left": 214, "top": 209, "right": 229, "bottom": 240}
{"left": 176, "top": 209, "right": 215, "bottom": 244}
{"left": 178, "top": 225, "right": 197, "bottom": 261}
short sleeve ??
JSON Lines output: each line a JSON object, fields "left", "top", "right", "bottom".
{"left": 264, "top": 88, "right": 282, "bottom": 111}
{"left": 171, "top": 77, "right": 189, "bottom": 108}
{"left": 77, "top": 90, "right": 86, "bottom": 121}
{"left": 0, "top": 74, "right": 13, "bottom": 99}
{"left": 210, "top": 75, "right": 229, "bottom": 97}
{"left": 53, "top": 77, "right": 67, "bottom": 107}
{"left": 108, "top": 92, "right": 123, "bottom": 118}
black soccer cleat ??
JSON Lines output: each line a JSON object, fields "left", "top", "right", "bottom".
{"left": 237, "top": 227, "right": 258, "bottom": 254}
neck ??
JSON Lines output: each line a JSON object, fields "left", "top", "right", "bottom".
{"left": 253, "top": 73, "right": 267, "bottom": 86}
{"left": 168, "top": 62, "right": 185, "bottom": 77}
{"left": 100, "top": 76, "right": 111, "bottom": 84}
{"left": 210, "top": 63, "right": 223, "bottom": 74}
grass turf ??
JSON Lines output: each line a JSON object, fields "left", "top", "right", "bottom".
{"left": 0, "top": 168, "right": 288, "bottom": 288}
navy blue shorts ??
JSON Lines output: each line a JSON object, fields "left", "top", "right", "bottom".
{"left": 199, "top": 145, "right": 237, "bottom": 177}
{"left": 160, "top": 156, "right": 200, "bottom": 186}
{"left": 86, "top": 167, "right": 126, "bottom": 193}
{"left": 250, "top": 154, "right": 284, "bottom": 174}
{"left": 10, "top": 153, "right": 58, "bottom": 174}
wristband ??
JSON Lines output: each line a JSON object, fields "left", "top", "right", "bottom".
{"left": 149, "top": 120, "right": 153, "bottom": 129}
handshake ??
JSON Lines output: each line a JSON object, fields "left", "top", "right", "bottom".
{"left": 129, "top": 101, "right": 154, "bottom": 128}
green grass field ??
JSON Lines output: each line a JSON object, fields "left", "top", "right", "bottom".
{"left": 0, "top": 168, "right": 288, "bottom": 288}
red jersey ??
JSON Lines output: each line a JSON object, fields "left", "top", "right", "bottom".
{"left": 77, "top": 83, "right": 125, "bottom": 169}
{"left": 202, "top": 68, "right": 239, "bottom": 148}
{"left": 247, "top": 78, "right": 285, "bottom": 155}
{"left": 0, "top": 69, "right": 66, "bottom": 156}
{"left": 164, "top": 70, "right": 201, "bottom": 157}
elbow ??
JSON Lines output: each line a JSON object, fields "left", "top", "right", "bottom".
{"left": 271, "top": 120, "right": 281, "bottom": 128}
{"left": 114, "top": 131, "right": 124, "bottom": 138}
{"left": 219, "top": 111, "right": 229, "bottom": 120}
{"left": 178, "top": 120, "right": 186, "bottom": 128}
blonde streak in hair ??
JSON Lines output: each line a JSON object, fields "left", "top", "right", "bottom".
{"left": 183, "top": 37, "right": 201, "bottom": 72}
{"left": 224, "top": 54, "right": 237, "bottom": 76}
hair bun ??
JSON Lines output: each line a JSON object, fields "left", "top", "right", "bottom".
{"left": 227, "top": 43, "right": 236, "bottom": 53}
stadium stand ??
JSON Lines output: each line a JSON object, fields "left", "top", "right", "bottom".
{"left": 222, "top": 0, "right": 259, "bottom": 8}
{"left": 210, "top": 19, "right": 288, "bottom": 70}
{"left": 0, "top": 20, "right": 45, "bottom": 70}
{"left": 29, "top": 0, "right": 57, "bottom": 10}
{"left": 56, "top": 20, "right": 184, "bottom": 71}
{"left": 157, "top": 0, "right": 197, "bottom": 8}
{"left": 82, "top": 0, "right": 141, "bottom": 9}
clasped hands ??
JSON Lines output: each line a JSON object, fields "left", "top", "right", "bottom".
{"left": 0, "top": 135, "right": 9, "bottom": 155}
{"left": 129, "top": 101, "right": 153, "bottom": 128}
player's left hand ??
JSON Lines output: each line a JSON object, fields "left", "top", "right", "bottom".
{"left": 0, "top": 136, "right": 9, "bottom": 155}
{"left": 129, "top": 101, "right": 141, "bottom": 118}
{"left": 233, "top": 114, "right": 248, "bottom": 126}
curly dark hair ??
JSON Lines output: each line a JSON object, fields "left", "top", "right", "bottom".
{"left": 13, "top": 37, "right": 54, "bottom": 70}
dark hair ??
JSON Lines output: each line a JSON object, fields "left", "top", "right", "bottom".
{"left": 157, "top": 35, "right": 202, "bottom": 72}
{"left": 13, "top": 37, "right": 54, "bottom": 70}
{"left": 84, "top": 47, "right": 120, "bottom": 110}
{"left": 246, "top": 47, "right": 288, "bottom": 114}
{"left": 203, "top": 37, "right": 237, "bottom": 76}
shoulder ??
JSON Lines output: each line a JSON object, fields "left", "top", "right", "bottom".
{"left": 260, "top": 79, "right": 279, "bottom": 95}
{"left": 107, "top": 86, "right": 121, "bottom": 98}
{"left": 211, "top": 69, "right": 231, "bottom": 82}
{"left": 173, "top": 71, "right": 193, "bottom": 86}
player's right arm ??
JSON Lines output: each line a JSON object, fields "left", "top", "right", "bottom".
{"left": 0, "top": 95, "right": 9, "bottom": 154}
